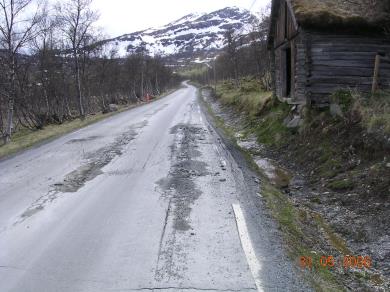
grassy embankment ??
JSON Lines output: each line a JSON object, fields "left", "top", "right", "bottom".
{"left": 213, "top": 78, "right": 390, "bottom": 197}
{"left": 202, "top": 77, "right": 390, "bottom": 290}
{"left": 203, "top": 79, "right": 343, "bottom": 290}
{"left": 0, "top": 89, "right": 178, "bottom": 159}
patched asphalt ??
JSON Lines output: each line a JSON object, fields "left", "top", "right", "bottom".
{"left": 0, "top": 83, "right": 311, "bottom": 291}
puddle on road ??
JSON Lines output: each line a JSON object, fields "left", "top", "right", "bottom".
{"left": 256, "top": 158, "right": 276, "bottom": 178}
{"left": 255, "top": 158, "right": 292, "bottom": 188}
{"left": 238, "top": 137, "right": 293, "bottom": 189}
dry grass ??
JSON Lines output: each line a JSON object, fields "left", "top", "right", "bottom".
{"left": 356, "top": 91, "right": 390, "bottom": 136}
{"left": 216, "top": 78, "right": 272, "bottom": 117}
{"left": 330, "top": 89, "right": 390, "bottom": 137}
{"left": 0, "top": 105, "right": 133, "bottom": 159}
{"left": 0, "top": 88, "right": 180, "bottom": 159}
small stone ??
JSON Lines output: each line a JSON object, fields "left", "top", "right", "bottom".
{"left": 108, "top": 104, "right": 119, "bottom": 112}
{"left": 190, "top": 232, "right": 195, "bottom": 236}
{"left": 219, "top": 178, "right": 227, "bottom": 182}
{"left": 330, "top": 103, "right": 343, "bottom": 117}
{"left": 287, "top": 116, "right": 303, "bottom": 128}
{"left": 386, "top": 163, "right": 390, "bottom": 168}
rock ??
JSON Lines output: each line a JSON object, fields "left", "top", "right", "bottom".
{"left": 283, "top": 116, "right": 291, "bottom": 125}
{"left": 219, "top": 178, "right": 226, "bottom": 182}
{"left": 108, "top": 104, "right": 119, "bottom": 112}
{"left": 286, "top": 115, "right": 303, "bottom": 128}
{"left": 330, "top": 103, "right": 343, "bottom": 117}
{"left": 386, "top": 163, "right": 390, "bottom": 168}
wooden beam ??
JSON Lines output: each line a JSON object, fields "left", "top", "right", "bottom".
{"left": 286, "top": 0, "right": 299, "bottom": 31}
{"left": 372, "top": 54, "right": 381, "bottom": 95}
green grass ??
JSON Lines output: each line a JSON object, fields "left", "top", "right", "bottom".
{"left": 327, "top": 179, "right": 354, "bottom": 191}
{"left": 253, "top": 103, "right": 292, "bottom": 145}
{"left": 215, "top": 78, "right": 294, "bottom": 146}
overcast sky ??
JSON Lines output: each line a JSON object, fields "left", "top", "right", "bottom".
{"left": 92, "top": 0, "right": 271, "bottom": 37}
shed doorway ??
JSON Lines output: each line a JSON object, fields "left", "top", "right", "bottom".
{"left": 284, "top": 46, "right": 292, "bottom": 97}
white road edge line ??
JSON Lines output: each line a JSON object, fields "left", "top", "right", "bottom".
{"left": 232, "top": 203, "right": 264, "bottom": 292}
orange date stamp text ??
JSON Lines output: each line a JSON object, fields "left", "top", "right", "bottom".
{"left": 299, "top": 255, "right": 372, "bottom": 270}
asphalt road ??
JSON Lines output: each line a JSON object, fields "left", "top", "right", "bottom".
{"left": 0, "top": 83, "right": 311, "bottom": 291}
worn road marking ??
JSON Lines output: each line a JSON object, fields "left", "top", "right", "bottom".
{"left": 232, "top": 203, "right": 263, "bottom": 292}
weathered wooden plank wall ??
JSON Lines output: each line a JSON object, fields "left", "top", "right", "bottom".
{"left": 307, "top": 33, "right": 390, "bottom": 105}
{"left": 273, "top": 0, "right": 301, "bottom": 102}
{"left": 294, "top": 40, "right": 307, "bottom": 103}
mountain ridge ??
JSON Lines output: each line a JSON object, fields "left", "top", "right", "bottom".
{"left": 101, "top": 7, "right": 258, "bottom": 63}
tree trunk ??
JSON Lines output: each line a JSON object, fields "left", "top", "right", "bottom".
{"left": 4, "top": 56, "right": 16, "bottom": 144}
{"left": 74, "top": 53, "right": 84, "bottom": 118}
{"left": 234, "top": 62, "right": 239, "bottom": 89}
{"left": 140, "top": 70, "right": 144, "bottom": 99}
{"left": 5, "top": 96, "right": 14, "bottom": 144}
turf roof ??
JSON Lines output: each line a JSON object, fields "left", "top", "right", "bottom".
{"left": 291, "top": 0, "right": 389, "bottom": 29}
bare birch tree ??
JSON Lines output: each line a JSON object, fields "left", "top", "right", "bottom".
{"left": 224, "top": 29, "right": 240, "bottom": 88}
{"left": 56, "top": 0, "right": 98, "bottom": 118}
{"left": 0, "top": 0, "right": 43, "bottom": 143}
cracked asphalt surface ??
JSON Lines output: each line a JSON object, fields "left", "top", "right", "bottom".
{"left": 0, "top": 83, "right": 311, "bottom": 291}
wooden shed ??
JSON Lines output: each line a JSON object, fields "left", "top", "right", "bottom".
{"left": 268, "top": 0, "right": 390, "bottom": 106}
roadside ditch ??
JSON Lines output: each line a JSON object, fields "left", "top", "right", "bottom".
{"left": 199, "top": 87, "right": 389, "bottom": 292}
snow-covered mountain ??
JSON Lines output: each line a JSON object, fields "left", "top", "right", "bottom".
{"left": 102, "top": 7, "right": 257, "bottom": 63}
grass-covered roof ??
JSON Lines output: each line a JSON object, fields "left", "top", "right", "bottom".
{"left": 291, "top": 0, "right": 389, "bottom": 29}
